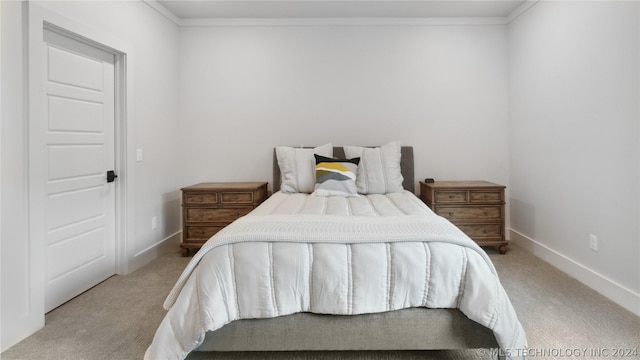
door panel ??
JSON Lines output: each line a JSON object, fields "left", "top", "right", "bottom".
{"left": 47, "top": 46, "right": 104, "bottom": 91}
{"left": 48, "top": 96, "right": 104, "bottom": 132}
{"left": 48, "top": 145, "right": 104, "bottom": 179}
{"left": 43, "top": 28, "right": 116, "bottom": 312}
{"left": 48, "top": 228, "right": 106, "bottom": 280}
{"left": 48, "top": 186, "right": 104, "bottom": 230}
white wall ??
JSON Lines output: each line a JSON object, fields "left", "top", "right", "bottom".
{"left": 509, "top": 1, "right": 640, "bottom": 313}
{"left": 1, "top": 0, "right": 36, "bottom": 349}
{"left": 1, "top": 0, "right": 181, "bottom": 351}
{"left": 177, "top": 24, "right": 510, "bottom": 194}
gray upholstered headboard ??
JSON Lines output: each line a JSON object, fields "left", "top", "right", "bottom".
{"left": 273, "top": 146, "right": 414, "bottom": 192}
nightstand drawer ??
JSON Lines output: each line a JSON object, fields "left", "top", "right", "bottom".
{"left": 185, "top": 192, "right": 218, "bottom": 205}
{"left": 470, "top": 191, "right": 503, "bottom": 203}
{"left": 221, "top": 192, "right": 254, "bottom": 204}
{"left": 435, "top": 205, "right": 502, "bottom": 221}
{"left": 185, "top": 225, "right": 225, "bottom": 240}
{"left": 434, "top": 191, "right": 468, "bottom": 203}
{"left": 186, "top": 207, "right": 253, "bottom": 222}
{"left": 457, "top": 223, "right": 503, "bottom": 238}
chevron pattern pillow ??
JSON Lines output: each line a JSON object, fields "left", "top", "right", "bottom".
{"left": 312, "top": 154, "right": 360, "bottom": 197}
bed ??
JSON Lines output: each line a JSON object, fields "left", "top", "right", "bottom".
{"left": 146, "top": 143, "right": 526, "bottom": 360}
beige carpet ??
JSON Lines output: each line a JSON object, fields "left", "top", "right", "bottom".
{"left": 2, "top": 244, "right": 638, "bottom": 360}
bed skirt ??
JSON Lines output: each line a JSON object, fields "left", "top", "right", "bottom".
{"left": 195, "top": 308, "right": 498, "bottom": 352}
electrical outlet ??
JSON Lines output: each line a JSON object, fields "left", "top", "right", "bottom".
{"left": 136, "top": 148, "right": 143, "bottom": 162}
{"left": 589, "top": 234, "right": 598, "bottom": 251}
{"left": 152, "top": 216, "right": 158, "bottom": 230}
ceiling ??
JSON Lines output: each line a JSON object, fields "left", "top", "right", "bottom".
{"left": 155, "top": 0, "right": 528, "bottom": 20}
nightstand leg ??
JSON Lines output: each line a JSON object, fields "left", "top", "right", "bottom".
{"left": 181, "top": 247, "right": 190, "bottom": 257}
{"left": 498, "top": 245, "right": 508, "bottom": 254}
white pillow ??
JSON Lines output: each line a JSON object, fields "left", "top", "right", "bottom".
{"left": 276, "top": 143, "right": 333, "bottom": 193}
{"left": 343, "top": 142, "right": 404, "bottom": 194}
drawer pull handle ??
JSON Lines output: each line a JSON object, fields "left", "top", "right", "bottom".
{"left": 198, "top": 231, "right": 204, "bottom": 235}
{"left": 448, "top": 212, "right": 454, "bottom": 216}
{"left": 483, "top": 229, "right": 488, "bottom": 234}
{"left": 449, "top": 195, "right": 454, "bottom": 199}
{"left": 234, "top": 212, "right": 240, "bottom": 216}
{"left": 484, "top": 211, "right": 489, "bottom": 216}
{"left": 198, "top": 212, "right": 204, "bottom": 218}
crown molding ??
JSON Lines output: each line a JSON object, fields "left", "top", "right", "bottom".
{"left": 179, "top": 17, "right": 508, "bottom": 27}
{"left": 142, "top": 0, "right": 539, "bottom": 28}
{"left": 507, "top": 0, "right": 539, "bottom": 23}
{"left": 142, "top": 0, "right": 182, "bottom": 26}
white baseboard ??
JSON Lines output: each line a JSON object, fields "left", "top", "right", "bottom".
{"left": 128, "top": 231, "right": 182, "bottom": 274}
{"left": 509, "top": 229, "right": 640, "bottom": 317}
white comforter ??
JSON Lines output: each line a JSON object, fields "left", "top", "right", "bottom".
{"left": 146, "top": 191, "right": 526, "bottom": 360}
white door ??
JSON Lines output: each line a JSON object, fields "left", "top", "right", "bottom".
{"left": 42, "top": 28, "right": 117, "bottom": 312}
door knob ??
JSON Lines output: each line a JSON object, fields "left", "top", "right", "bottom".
{"left": 107, "top": 170, "right": 118, "bottom": 183}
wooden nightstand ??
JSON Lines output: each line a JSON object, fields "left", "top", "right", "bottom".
{"left": 420, "top": 181, "right": 508, "bottom": 254}
{"left": 180, "top": 182, "right": 268, "bottom": 256}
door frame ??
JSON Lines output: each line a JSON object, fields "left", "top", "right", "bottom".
{"left": 27, "top": 4, "right": 133, "bottom": 318}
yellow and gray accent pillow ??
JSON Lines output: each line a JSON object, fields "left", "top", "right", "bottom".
{"left": 312, "top": 154, "right": 360, "bottom": 197}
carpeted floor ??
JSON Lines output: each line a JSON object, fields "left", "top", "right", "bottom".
{"left": 2, "top": 244, "right": 638, "bottom": 360}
